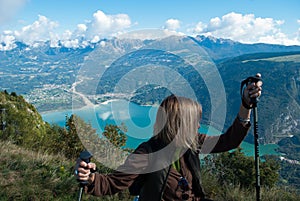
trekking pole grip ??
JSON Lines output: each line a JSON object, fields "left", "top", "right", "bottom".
{"left": 78, "top": 150, "right": 93, "bottom": 185}
{"left": 240, "top": 75, "right": 262, "bottom": 108}
{"left": 77, "top": 150, "right": 93, "bottom": 201}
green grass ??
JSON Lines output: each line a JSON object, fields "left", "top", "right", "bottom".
{"left": 0, "top": 140, "right": 299, "bottom": 201}
{"left": 0, "top": 140, "right": 133, "bottom": 201}
{"left": 200, "top": 168, "right": 300, "bottom": 201}
{"left": 0, "top": 140, "right": 75, "bottom": 200}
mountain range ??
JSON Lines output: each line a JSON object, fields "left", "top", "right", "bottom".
{"left": 0, "top": 35, "right": 299, "bottom": 146}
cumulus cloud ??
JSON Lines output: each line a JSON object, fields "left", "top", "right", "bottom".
{"left": 0, "top": 15, "right": 60, "bottom": 50}
{"left": 13, "top": 15, "right": 59, "bottom": 45}
{"left": 84, "top": 10, "right": 131, "bottom": 40}
{"left": 0, "top": 10, "right": 132, "bottom": 49}
{"left": 0, "top": 31, "right": 17, "bottom": 50}
{"left": 60, "top": 10, "right": 131, "bottom": 45}
{"left": 1, "top": 10, "right": 299, "bottom": 50}
{"left": 164, "top": 19, "right": 181, "bottom": 31}
{"left": 0, "top": 0, "right": 27, "bottom": 24}
{"left": 192, "top": 12, "right": 300, "bottom": 45}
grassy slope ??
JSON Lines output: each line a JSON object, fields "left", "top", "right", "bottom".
{"left": 0, "top": 140, "right": 77, "bottom": 200}
{"left": 0, "top": 140, "right": 133, "bottom": 201}
{"left": 1, "top": 140, "right": 299, "bottom": 201}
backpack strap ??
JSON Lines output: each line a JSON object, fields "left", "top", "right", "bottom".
{"left": 185, "top": 149, "right": 206, "bottom": 199}
{"left": 159, "top": 164, "right": 172, "bottom": 200}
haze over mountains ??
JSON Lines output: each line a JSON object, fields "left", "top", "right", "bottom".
{"left": 0, "top": 34, "right": 299, "bottom": 146}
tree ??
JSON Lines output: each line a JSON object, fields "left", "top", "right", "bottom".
{"left": 203, "top": 148, "right": 280, "bottom": 188}
{"left": 260, "top": 155, "right": 280, "bottom": 187}
{"left": 102, "top": 123, "right": 127, "bottom": 148}
{"left": 63, "top": 114, "right": 98, "bottom": 159}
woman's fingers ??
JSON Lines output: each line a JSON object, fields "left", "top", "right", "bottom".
{"left": 75, "top": 160, "right": 96, "bottom": 181}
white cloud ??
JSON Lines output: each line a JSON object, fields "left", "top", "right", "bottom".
{"left": 193, "top": 21, "right": 206, "bottom": 33}
{"left": 0, "top": 10, "right": 132, "bottom": 49}
{"left": 0, "top": 15, "right": 60, "bottom": 50}
{"left": 0, "top": 0, "right": 27, "bottom": 24}
{"left": 77, "top": 24, "right": 87, "bottom": 33}
{"left": 1, "top": 10, "right": 299, "bottom": 50}
{"left": 0, "top": 33, "right": 16, "bottom": 50}
{"left": 117, "top": 29, "right": 184, "bottom": 40}
{"left": 164, "top": 19, "right": 181, "bottom": 31}
{"left": 84, "top": 10, "right": 131, "bottom": 40}
{"left": 61, "top": 39, "right": 80, "bottom": 48}
{"left": 13, "top": 15, "right": 59, "bottom": 45}
{"left": 91, "top": 35, "right": 100, "bottom": 43}
{"left": 192, "top": 12, "right": 300, "bottom": 45}
{"left": 52, "top": 10, "right": 132, "bottom": 47}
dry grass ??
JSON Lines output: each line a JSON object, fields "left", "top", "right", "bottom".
{"left": 0, "top": 140, "right": 299, "bottom": 201}
{"left": 0, "top": 140, "right": 133, "bottom": 200}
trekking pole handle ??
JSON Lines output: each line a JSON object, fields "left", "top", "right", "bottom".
{"left": 78, "top": 150, "right": 93, "bottom": 185}
{"left": 240, "top": 75, "right": 262, "bottom": 106}
{"left": 77, "top": 150, "right": 93, "bottom": 201}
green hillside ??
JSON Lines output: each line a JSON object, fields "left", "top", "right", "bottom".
{"left": 0, "top": 91, "right": 48, "bottom": 149}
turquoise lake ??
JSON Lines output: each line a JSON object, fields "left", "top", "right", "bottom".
{"left": 41, "top": 100, "right": 279, "bottom": 157}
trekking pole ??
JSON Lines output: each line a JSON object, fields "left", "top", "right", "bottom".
{"left": 241, "top": 75, "right": 262, "bottom": 201}
{"left": 252, "top": 99, "right": 260, "bottom": 201}
{"left": 77, "top": 150, "right": 93, "bottom": 201}
{"left": 0, "top": 108, "right": 6, "bottom": 131}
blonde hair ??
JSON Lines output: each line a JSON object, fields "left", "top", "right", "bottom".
{"left": 153, "top": 94, "right": 202, "bottom": 151}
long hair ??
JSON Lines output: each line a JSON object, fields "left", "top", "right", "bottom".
{"left": 153, "top": 94, "right": 202, "bottom": 151}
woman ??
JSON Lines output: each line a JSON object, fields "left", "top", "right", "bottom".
{"left": 75, "top": 74, "right": 262, "bottom": 201}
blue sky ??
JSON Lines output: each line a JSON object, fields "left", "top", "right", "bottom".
{"left": 0, "top": 0, "right": 299, "bottom": 50}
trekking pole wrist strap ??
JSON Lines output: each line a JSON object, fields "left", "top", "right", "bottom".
{"left": 237, "top": 114, "right": 251, "bottom": 123}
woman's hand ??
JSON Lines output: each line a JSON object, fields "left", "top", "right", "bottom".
{"left": 74, "top": 158, "right": 97, "bottom": 184}
{"left": 238, "top": 73, "right": 263, "bottom": 126}
{"left": 242, "top": 73, "right": 263, "bottom": 108}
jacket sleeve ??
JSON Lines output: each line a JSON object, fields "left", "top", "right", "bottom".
{"left": 85, "top": 143, "right": 149, "bottom": 196}
{"left": 198, "top": 116, "right": 251, "bottom": 154}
